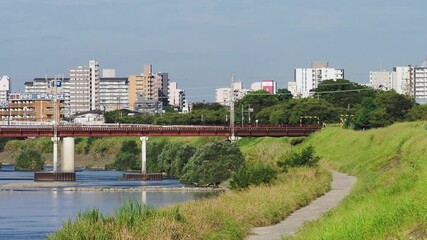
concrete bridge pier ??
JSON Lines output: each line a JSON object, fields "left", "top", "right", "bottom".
{"left": 51, "top": 137, "right": 59, "bottom": 172}
{"left": 123, "top": 136, "right": 162, "bottom": 181}
{"left": 34, "top": 137, "right": 76, "bottom": 181}
{"left": 61, "top": 137, "right": 75, "bottom": 173}
{"left": 140, "top": 136, "right": 148, "bottom": 174}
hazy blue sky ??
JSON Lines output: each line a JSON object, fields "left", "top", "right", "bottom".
{"left": 1, "top": 0, "right": 426, "bottom": 102}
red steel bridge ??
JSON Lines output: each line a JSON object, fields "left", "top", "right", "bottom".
{"left": 0, "top": 124, "right": 322, "bottom": 138}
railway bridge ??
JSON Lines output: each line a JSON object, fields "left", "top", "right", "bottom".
{"left": 0, "top": 124, "right": 321, "bottom": 181}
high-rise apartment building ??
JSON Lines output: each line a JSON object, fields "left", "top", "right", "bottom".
{"left": 69, "top": 60, "right": 100, "bottom": 115}
{"left": 392, "top": 66, "right": 414, "bottom": 96}
{"left": 292, "top": 61, "right": 344, "bottom": 98}
{"left": 414, "top": 60, "right": 427, "bottom": 104}
{"left": 0, "top": 75, "right": 10, "bottom": 103}
{"left": 128, "top": 65, "right": 169, "bottom": 111}
{"left": 168, "top": 82, "right": 185, "bottom": 111}
{"left": 369, "top": 71, "right": 393, "bottom": 90}
{"left": 99, "top": 77, "right": 129, "bottom": 111}
{"left": 215, "top": 81, "right": 250, "bottom": 106}
{"left": 368, "top": 66, "right": 414, "bottom": 97}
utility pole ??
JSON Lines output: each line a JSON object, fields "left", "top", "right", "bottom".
{"left": 241, "top": 104, "right": 244, "bottom": 127}
{"left": 52, "top": 76, "right": 59, "bottom": 172}
{"left": 248, "top": 104, "right": 251, "bottom": 124}
{"left": 230, "top": 74, "right": 236, "bottom": 141}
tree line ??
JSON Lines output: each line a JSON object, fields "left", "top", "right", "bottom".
{"left": 106, "top": 79, "right": 427, "bottom": 130}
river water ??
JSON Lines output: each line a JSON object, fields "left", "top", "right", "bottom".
{"left": 0, "top": 165, "right": 214, "bottom": 240}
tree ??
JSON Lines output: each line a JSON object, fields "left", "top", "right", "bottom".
{"left": 406, "top": 104, "right": 427, "bottom": 121}
{"left": 313, "top": 79, "right": 377, "bottom": 109}
{"left": 15, "top": 148, "right": 45, "bottom": 171}
{"left": 147, "top": 140, "right": 168, "bottom": 172}
{"left": 105, "top": 140, "right": 140, "bottom": 170}
{"left": 276, "top": 88, "right": 293, "bottom": 102}
{"left": 158, "top": 142, "right": 196, "bottom": 177}
{"left": 258, "top": 98, "right": 340, "bottom": 124}
{"left": 237, "top": 90, "right": 279, "bottom": 116}
{"left": 374, "top": 90, "right": 415, "bottom": 122}
{"left": 180, "top": 142, "right": 244, "bottom": 186}
{"left": 106, "top": 152, "right": 139, "bottom": 171}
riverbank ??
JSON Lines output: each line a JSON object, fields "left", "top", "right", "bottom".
{"left": 0, "top": 182, "right": 225, "bottom": 192}
{"left": 49, "top": 167, "right": 331, "bottom": 240}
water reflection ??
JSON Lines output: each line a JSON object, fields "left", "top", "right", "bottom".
{"left": 0, "top": 165, "right": 215, "bottom": 239}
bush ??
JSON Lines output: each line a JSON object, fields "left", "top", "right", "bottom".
{"left": 180, "top": 141, "right": 244, "bottom": 186}
{"left": 158, "top": 142, "right": 196, "bottom": 177}
{"left": 105, "top": 140, "right": 140, "bottom": 170}
{"left": 277, "top": 145, "right": 320, "bottom": 172}
{"left": 106, "top": 152, "right": 139, "bottom": 171}
{"left": 290, "top": 137, "right": 305, "bottom": 146}
{"left": 229, "top": 162, "right": 278, "bottom": 190}
{"left": 15, "top": 148, "right": 45, "bottom": 171}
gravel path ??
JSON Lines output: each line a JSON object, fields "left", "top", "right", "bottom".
{"left": 247, "top": 170, "right": 357, "bottom": 240}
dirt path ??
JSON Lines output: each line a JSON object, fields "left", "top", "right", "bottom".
{"left": 247, "top": 170, "right": 357, "bottom": 240}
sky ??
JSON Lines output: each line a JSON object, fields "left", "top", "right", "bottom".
{"left": 1, "top": 0, "right": 427, "bottom": 102}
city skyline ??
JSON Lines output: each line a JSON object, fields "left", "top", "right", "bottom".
{"left": 1, "top": 0, "right": 427, "bottom": 102}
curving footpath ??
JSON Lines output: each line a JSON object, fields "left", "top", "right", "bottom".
{"left": 247, "top": 171, "right": 357, "bottom": 240}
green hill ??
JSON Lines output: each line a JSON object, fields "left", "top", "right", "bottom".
{"left": 289, "top": 122, "right": 427, "bottom": 239}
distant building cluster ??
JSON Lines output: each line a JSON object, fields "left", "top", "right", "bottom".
{"left": 0, "top": 61, "right": 188, "bottom": 122}
{"left": 1, "top": 58, "right": 426, "bottom": 123}
{"left": 215, "top": 80, "right": 278, "bottom": 106}
{"left": 369, "top": 61, "right": 427, "bottom": 104}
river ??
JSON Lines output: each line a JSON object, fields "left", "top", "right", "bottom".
{"left": 0, "top": 165, "right": 214, "bottom": 239}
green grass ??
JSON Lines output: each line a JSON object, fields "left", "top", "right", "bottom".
{"left": 285, "top": 121, "right": 427, "bottom": 239}
{"left": 49, "top": 137, "right": 331, "bottom": 240}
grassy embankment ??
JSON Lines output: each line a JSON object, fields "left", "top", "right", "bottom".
{"left": 49, "top": 137, "right": 331, "bottom": 240}
{"left": 286, "top": 121, "right": 427, "bottom": 239}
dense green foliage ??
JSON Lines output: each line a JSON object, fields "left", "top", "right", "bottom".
{"left": 15, "top": 148, "right": 45, "bottom": 171}
{"left": 287, "top": 122, "right": 427, "bottom": 239}
{"left": 180, "top": 141, "right": 245, "bottom": 186}
{"left": 229, "top": 162, "right": 278, "bottom": 189}
{"left": 277, "top": 145, "right": 320, "bottom": 172}
{"left": 105, "top": 140, "right": 140, "bottom": 170}
{"left": 313, "top": 79, "right": 376, "bottom": 108}
{"left": 157, "top": 142, "right": 196, "bottom": 177}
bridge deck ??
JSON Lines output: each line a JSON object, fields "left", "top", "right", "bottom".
{"left": 0, "top": 124, "right": 322, "bottom": 137}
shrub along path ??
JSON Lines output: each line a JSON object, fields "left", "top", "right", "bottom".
{"left": 247, "top": 171, "right": 356, "bottom": 240}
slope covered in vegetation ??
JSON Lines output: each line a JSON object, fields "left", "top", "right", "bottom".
{"left": 288, "top": 122, "right": 427, "bottom": 239}
{"left": 49, "top": 137, "right": 331, "bottom": 240}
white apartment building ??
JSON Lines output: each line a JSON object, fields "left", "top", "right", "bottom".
{"left": 168, "top": 82, "right": 185, "bottom": 110}
{"left": 215, "top": 81, "right": 250, "bottom": 106}
{"left": 0, "top": 75, "right": 10, "bottom": 103}
{"left": 293, "top": 61, "right": 344, "bottom": 98}
{"left": 368, "top": 66, "right": 414, "bottom": 97}
{"left": 69, "top": 60, "right": 100, "bottom": 115}
{"left": 287, "top": 81, "right": 297, "bottom": 97}
{"left": 414, "top": 60, "right": 427, "bottom": 104}
{"left": 369, "top": 71, "right": 393, "bottom": 90}
{"left": 99, "top": 77, "right": 129, "bottom": 111}
{"left": 251, "top": 82, "right": 262, "bottom": 91}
